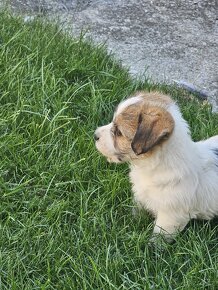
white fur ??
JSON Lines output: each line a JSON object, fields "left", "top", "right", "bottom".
{"left": 95, "top": 96, "right": 218, "bottom": 241}
{"left": 95, "top": 123, "right": 117, "bottom": 162}
{"left": 130, "top": 102, "right": 218, "bottom": 239}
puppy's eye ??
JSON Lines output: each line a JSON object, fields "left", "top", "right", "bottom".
{"left": 115, "top": 126, "right": 122, "bottom": 137}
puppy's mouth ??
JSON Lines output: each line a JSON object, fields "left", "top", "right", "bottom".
{"left": 104, "top": 153, "right": 127, "bottom": 163}
{"left": 106, "top": 154, "right": 125, "bottom": 163}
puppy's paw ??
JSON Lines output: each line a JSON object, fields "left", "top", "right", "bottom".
{"left": 132, "top": 206, "right": 140, "bottom": 217}
{"left": 148, "top": 233, "right": 174, "bottom": 249}
{"left": 148, "top": 235, "right": 166, "bottom": 251}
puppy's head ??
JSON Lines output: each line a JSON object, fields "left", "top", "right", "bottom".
{"left": 94, "top": 92, "right": 175, "bottom": 163}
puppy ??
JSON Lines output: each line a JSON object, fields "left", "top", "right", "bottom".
{"left": 94, "top": 91, "right": 218, "bottom": 242}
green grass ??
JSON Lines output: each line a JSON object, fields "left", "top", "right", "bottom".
{"left": 0, "top": 10, "right": 218, "bottom": 290}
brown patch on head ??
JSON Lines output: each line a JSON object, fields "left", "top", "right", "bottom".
{"left": 131, "top": 106, "right": 174, "bottom": 155}
{"left": 113, "top": 103, "right": 140, "bottom": 154}
{"left": 132, "top": 91, "right": 173, "bottom": 108}
{"left": 115, "top": 104, "right": 140, "bottom": 138}
{"left": 113, "top": 93, "right": 175, "bottom": 158}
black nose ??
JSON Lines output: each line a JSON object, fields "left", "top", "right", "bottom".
{"left": 94, "top": 133, "right": 99, "bottom": 141}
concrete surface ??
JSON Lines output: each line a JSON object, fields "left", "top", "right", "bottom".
{"left": 2, "top": 0, "right": 218, "bottom": 110}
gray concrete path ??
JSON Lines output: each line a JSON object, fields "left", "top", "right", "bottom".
{"left": 2, "top": 0, "right": 218, "bottom": 110}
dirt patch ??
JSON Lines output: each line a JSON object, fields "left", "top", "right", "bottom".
{"left": 3, "top": 0, "right": 218, "bottom": 110}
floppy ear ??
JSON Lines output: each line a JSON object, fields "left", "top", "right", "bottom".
{"left": 131, "top": 107, "right": 174, "bottom": 155}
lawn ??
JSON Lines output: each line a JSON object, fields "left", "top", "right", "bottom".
{"left": 0, "top": 10, "right": 218, "bottom": 290}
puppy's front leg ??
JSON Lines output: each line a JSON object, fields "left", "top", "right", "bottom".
{"left": 151, "top": 211, "right": 189, "bottom": 243}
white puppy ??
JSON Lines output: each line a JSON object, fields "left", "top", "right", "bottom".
{"left": 94, "top": 91, "right": 218, "bottom": 241}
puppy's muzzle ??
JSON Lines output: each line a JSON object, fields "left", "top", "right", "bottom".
{"left": 94, "top": 131, "right": 100, "bottom": 141}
